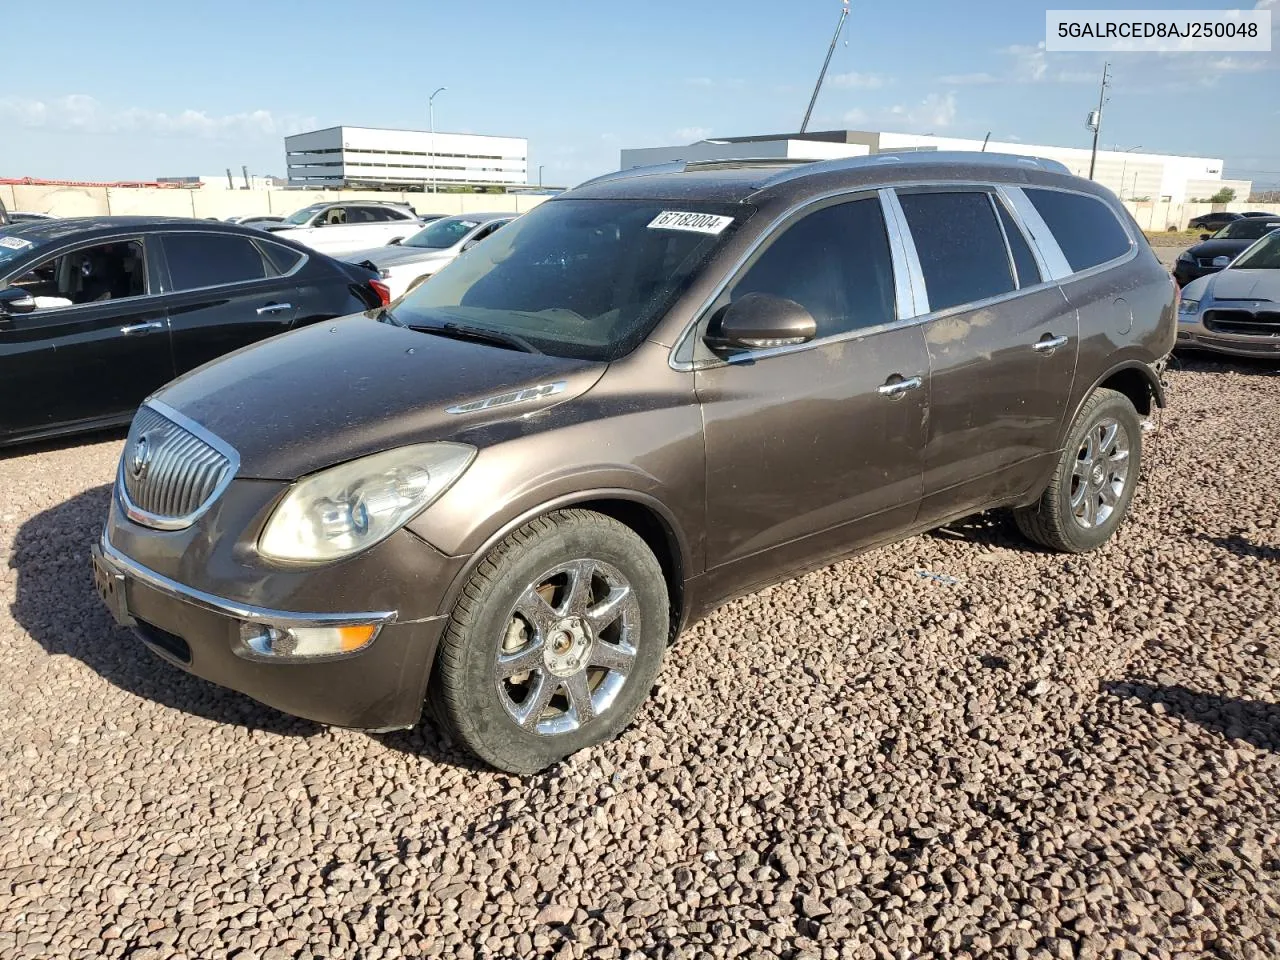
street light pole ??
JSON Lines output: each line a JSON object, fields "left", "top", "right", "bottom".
{"left": 428, "top": 86, "right": 447, "bottom": 194}
{"left": 538, "top": 164, "right": 545, "bottom": 188}
{"left": 1117, "top": 145, "right": 1141, "bottom": 200}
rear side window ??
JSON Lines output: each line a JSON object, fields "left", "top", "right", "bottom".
{"left": 1024, "top": 188, "right": 1131, "bottom": 272}
{"left": 730, "top": 197, "right": 896, "bottom": 338}
{"left": 163, "top": 234, "right": 273, "bottom": 291}
{"left": 258, "top": 241, "right": 304, "bottom": 275}
{"left": 898, "top": 191, "right": 1015, "bottom": 312}
{"left": 996, "top": 203, "right": 1043, "bottom": 287}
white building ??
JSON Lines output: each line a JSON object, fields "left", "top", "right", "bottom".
{"left": 620, "top": 130, "right": 1249, "bottom": 205}
{"left": 285, "top": 126, "right": 528, "bottom": 191}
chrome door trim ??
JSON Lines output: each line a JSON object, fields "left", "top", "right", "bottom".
{"left": 878, "top": 189, "right": 929, "bottom": 318}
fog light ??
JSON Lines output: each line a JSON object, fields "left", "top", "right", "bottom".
{"left": 237, "top": 622, "right": 379, "bottom": 660}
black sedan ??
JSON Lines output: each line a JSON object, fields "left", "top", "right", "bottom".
{"left": 1187, "top": 211, "right": 1242, "bottom": 231}
{"left": 0, "top": 218, "right": 385, "bottom": 446}
{"left": 1173, "top": 216, "right": 1280, "bottom": 286}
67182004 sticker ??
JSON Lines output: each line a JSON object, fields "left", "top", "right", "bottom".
{"left": 0, "top": 235, "right": 34, "bottom": 250}
{"left": 647, "top": 211, "right": 735, "bottom": 235}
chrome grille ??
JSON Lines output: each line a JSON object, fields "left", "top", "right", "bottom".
{"left": 118, "top": 403, "right": 238, "bottom": 530}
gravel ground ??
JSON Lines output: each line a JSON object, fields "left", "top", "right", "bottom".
{"left": 2, "top": 356, "right": 1278, "bottom": 960}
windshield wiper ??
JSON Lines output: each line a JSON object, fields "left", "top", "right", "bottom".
{"left": 410, "top": 321, "right": 541, "bottom": 354}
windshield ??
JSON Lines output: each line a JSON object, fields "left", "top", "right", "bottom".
{"left": 390, "top": 199, "right": 749, "bottom": 361}
{"left": 405, "top": 216, "right": 483, "bottom": 249}
{"left": 0, "top": 234, "right": 41, "bottom": 274}
{"left": 1213, "top": 219, "right": 1280, "bottom": 241}
{"left": 284, "top": 203, "right": 327, "bottom": 226}
{"left": 1232, "top": 231, "right": 1280, "bottom": 270}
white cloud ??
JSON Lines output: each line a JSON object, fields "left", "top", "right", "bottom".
{"left": 938, "top": 72, "right": 1000, "bottom": 86}
{"left": 842, "top": 92, "right": 957, "bottom": 131}
{"left": 684, "top": 76, "right": 714, "bottom": 88}
{"left": 0, "top": 94, "right": 315, "bottom": 140}
{"left": 828, "top": 71, "right": 888, "bottom": 89}
{"left": 675, "top": 126, "right": 713, "bottom": 141}
{"left": 1003, "top": 43, "right": 1097, "bottom": 83}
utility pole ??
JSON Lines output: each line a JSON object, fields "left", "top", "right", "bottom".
{"left": 428, "top": 86, "right": 447, "bottom": 194}
{"left": 1087, "top": 62, "right": 1110, "bottom": 180}
{"left": 800, "top": 0, "right": 850, "bottom": 134}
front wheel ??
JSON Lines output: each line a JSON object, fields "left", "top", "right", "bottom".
{"left": 429, "top": 509, "right": 669, "bottom": 774}
{"left": 1014, "top": 388, "right": 1143, "bottom": 553}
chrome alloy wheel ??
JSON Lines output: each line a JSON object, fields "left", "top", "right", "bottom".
{"left": 495, "top": 559, "right": 641, "bottom": 736}
{"left": 1070, "top": 417, "right": 1131, "bottom": 528}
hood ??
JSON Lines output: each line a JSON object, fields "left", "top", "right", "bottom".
{"left": 1206, "top": 268, "right": 1280, "bottom": 302}
{"left": 342, "top": 244, "right": 453, "bottom": 269}
{"left": 153, "top": 315, "right": 605, "bottom": 479}
{"left": 1187, "top": 238, "right": 1256, "bottom": 259}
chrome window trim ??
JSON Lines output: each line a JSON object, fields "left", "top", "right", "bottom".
{"left": 98, "top": 535, "right": 398, "bottom": 628}
{"left": 988, "top": 193, "right": 1024, "bottom": 287}
{"left": 158, "top": 229, "right": 310, "bottom": 295}
{"left": 991, "top": 187, "right": 1053, "bottom": 284}
{"left": 115, "top": 399, "right": 241, "bottom": 532}
{"left": 878, "top": 189, "right": 929, "bottom": 317}
{"left": 1007, "top": 185, "right": 1140, "bottom": 282}
{"left": 669, "top": 177, "right": 1086, "bottom": 372}
{"left": 4, "top": 235, "right": 154, "bottom": 316}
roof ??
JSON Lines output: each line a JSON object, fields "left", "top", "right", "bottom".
{"left": 0, "top": 216, "right": 301, "bottom": 246}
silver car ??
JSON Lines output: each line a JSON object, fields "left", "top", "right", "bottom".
{"left": 344, "top": 213, "right": 514, "bottom": 299}
{"left": 1177, "top": 227, "right": 1280, "bottom": 359}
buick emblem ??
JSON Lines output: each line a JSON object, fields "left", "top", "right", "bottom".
{"left": 131, "top": 434, "right": 154, "bottom": 480}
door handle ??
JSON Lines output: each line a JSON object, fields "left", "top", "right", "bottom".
{"left": 119, "top": 321, "right": 165, "bottom": 335}
{"left": 1032, "top": 334, "right": 1069, "bottom": 353}
{"left": 877, "top": 375, "right": 923, "bottom": 398}
{"left": 256, "top": 303, "right": 293, "bottom": 316}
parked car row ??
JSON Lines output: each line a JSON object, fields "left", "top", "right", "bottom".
{"left": 1173, "top": 215, "right": 1280, "bottom": 285}
{"left": 345, "top": 212, "right": 515, "bottom": 299}
{"left": 1178, "top": 226, "right": 1280, "bottom": 359}
{"left": 0, "top": 218, "right": 385, "bottom": 445}
{"left": 83, "top": 152, "right": 1176, "bottom": 772}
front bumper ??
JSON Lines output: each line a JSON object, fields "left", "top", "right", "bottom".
{"left": 1172, "top": 261, "right": 1220, "bottom": 286}
{"left": 93, "top": 477, "right": 466, "bottom": 730}
{"left": 1177, "top": 316, "right": 1280, "bottom": 359}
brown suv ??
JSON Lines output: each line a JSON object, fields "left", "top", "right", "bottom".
{"left": 92, "top": 152, "right": 1176, "bottom": 772}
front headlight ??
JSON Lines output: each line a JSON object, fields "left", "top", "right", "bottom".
{"left": 259, "top": 443, "right": 475, "bottom": 562}
{"left": 1177, "top": 298, "right": 1200, "bottom": 316}
{"left": 1176, "top": 252, "right": 1194, "bottom": 263}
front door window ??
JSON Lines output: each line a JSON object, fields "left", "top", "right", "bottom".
{"left": 10, "top": 241, "right": 146, "bottom": 310}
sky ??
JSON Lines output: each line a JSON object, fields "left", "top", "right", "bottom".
{"left": 2, "top": 0, "right": 1277, "bottom": 191}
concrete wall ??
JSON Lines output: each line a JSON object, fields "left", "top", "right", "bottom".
{"left": 1124, "top": 200, "right": 1280, "bottom": 232}
{"left": 2, "top": 184, "right": 548, "bottom": 220}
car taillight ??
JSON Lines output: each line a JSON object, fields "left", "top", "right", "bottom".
{"left": 369, "top": 279, "right": 391, "bottom": 306}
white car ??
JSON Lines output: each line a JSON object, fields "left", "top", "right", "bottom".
{"left": 344, "top": 213, "right": 514, "bottom": 300}
{"left": 264, "top": 202, "right": 422, "bottom": 255}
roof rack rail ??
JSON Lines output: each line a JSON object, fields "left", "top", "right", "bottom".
{"left": 760, "top": 150, "right": 1072, "bottom": 188}
{"left": 681, "top": 157, "right": 816, "bottom": 171}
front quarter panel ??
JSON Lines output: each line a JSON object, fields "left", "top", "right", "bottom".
{"left": 405, "top": 342, "right": 704, "bottom": 599}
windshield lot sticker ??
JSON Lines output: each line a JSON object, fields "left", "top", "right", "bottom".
{"left": 647, "top": 211, "right": 734, "bottom": 235}
{"left": 0, "top": 236, "right": 33, "bottom": 250}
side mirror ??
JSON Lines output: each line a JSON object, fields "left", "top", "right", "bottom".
{"left": 1212, "top": 255, "right": 1232, "bottom": 268}
{"left": 461, "top": 239, "right": 479, "bottom": 252}
{"left": 388, "top": 237, "right": 402, "bottom": 245}
{"left": 705, "top": 292, "right": 817, "bottom": 352}
{"left": 0, "top": 286, "right": 37, "bottom": 318}
{"left": 1200, "top": 233, "right": 1211, "bottom": 240}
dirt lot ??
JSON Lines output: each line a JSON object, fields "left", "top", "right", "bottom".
{"left": 1, "top": 357, "right": 1278, "bottom": 960}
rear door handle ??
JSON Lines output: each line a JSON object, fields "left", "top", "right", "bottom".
{"left": 256, "top": 302, "right": 293, "bottom": 316}
{"left": 119, "top": 321, "right": 165, "bottom": 335}
{"left": 1032, "top": 334, "right": 1069, "bottom": 353}
{"left": 877, "top": 375, "right": 923, "bottom": 398}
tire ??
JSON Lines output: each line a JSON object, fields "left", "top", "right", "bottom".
{"left": 1014, "top": 388, "right": 1143, "bottom": 553}
{"left": 429, "top": 509, "right": 669, "bottom": 774}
